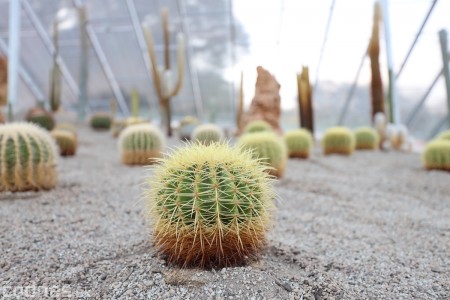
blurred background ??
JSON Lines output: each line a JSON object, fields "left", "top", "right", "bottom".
{"left": 0, "top": 0, "right": 449, "bottom": 139}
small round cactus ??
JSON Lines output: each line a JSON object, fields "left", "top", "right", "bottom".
{"left": 354, "top": 127, "right": 380, "bottom": 150}
{"left": 284, "top": 129, "right": 314, "bottom": 158}
{"left": 191, "top": 124, "right": 224, "bottom": 145}
{"left": 118, "top": 123, "right": 165, "bottom": 165}
{"left": 145, "top": 142, "right": 275, "bottom": 268}
{"left": 51, "top": 129, "right": 77, "bottom": 156}
{"left": 236, "top": 132, "right": 288, "bottom": 178}
{"left": 322, "top": 127, "right": 355, "bottom": 155}
{"left": 25, "top": 107, "right": 55, "bottom": 131}
{"left": 55, "top": 123, "right": 77, "bottom": 137}
{"left": 422, "top": 139, "right": 450, "bottom": 171}
{"left": 90, "top": 112, "right": 112, "bottom": 130}
{"left": 243, "top": 120, "right": 272, "bottom": 134}
{"left": 437, "top": 130, "right": 450, "bottom": 141}
{"left": 179, "top": 116, "right": 199, "bottom": 141}
{"left": 0, "top": 122, "right": 58, "bottom": 192}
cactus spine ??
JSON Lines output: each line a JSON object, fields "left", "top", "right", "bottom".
{"left": 284, "top": 129, "right": 314, "bottom": 158}
{"left": 191, "top": 124, "right": 224, "bottom": 145}
{"left": 243, "top": 120, "right": 272, "bottom": 134}
{"left": 118, "top": 124, "right": 165, "bottom": 165}
{"left": 145, "top": 142, "right": 275, "bottom": 268}
{"left": 354, "top": 127, "right": 380, "bottom": 150}
{"left": 422, "top": 139, "right": 450, "bottom": 171}
{"left": 322, "top": 127, "right": 355, "bottom": 155}
{"left": 0, "top": 123, "right": 58, "bottom": 191}
{"left": 51, "top": 129, "right": 77, "bottom": 156}
{"left": 237, "top": 132, "right": 288, "bottom": 178}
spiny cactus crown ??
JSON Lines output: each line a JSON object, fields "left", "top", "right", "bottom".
{"left": 244, "top": 120, "right": 272, "bottom": 134}
{"left": 284, "top": 129, "right": 314, "bottom": 158}
{"left": 191, "top": 124, "right": 224, "bottom": 145}
{"left": 0, "top": 122, "right": 58, "bottom": 191}
{"left": 146, "top": 142, "right": 275, "bottom": 268}
{"left": 354, "top": 127, "right": 379, "bottom": 150}
{"left": 422, "top": 139, "right": 450, "bottom": 171}
{"left": 322, "top": 126, "right": 355, "bottom": 155}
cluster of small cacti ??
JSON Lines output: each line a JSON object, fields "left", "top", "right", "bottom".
{"left": 90, "top": 112, "right": 112, "bottom": 130}
{"left": 191, "top": 124, "right": 224, "bottom": 145}
{"left": 145, "top": 142, "right": 275, "bottom": 268}
{"left": 354, "top": 127, "right": 379, "bottom": 150}
{"left": 51, "top": 129, "right": 77, "bottom": 156}
{"left": 25, "top": 107, "right": 55, "bottom": 131}
{"left": 0, "top": 123, "right": 58, "bottom": 191}
{"left": 237, "top": 131, "right": 287, "bottom": 177}
{"left": 284, "top": 129, "right": 313, "bottom": 158}
{"left": 243, "top": 120, "right": 272, "bottom": 134}
{"left": 118, "top": 123, "right": 165, "bottom": 165}
{"left": 178, "top": 116, "right": 199, "bottom": 141}
{"left": 322, "top": 127, "right": 355, "bottom": 155}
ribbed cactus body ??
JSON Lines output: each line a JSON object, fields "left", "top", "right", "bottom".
{"left": 237, "top": 132, "right": 287, "bottom": 178}
{"left": 284, "top": 129, "right": 313, "bottom": 158}
{"left": 146, "top": 142, "right": 275, "bottom": 268}
{"left": 322, "top": 127, "right": 355, "bottom": 155}
{"left": 437, "top": 130, "right": 450, "bottom": 141}
{"left": 0, "top": 123, "right": 58, "bottom": 191}
{"left": 25, "top": 108, "right": 55, "bottom": 131}
{"left": 90, "top": 113, "right": 112, "bottom": 130}
{"left": 244, "top": 120, "right": 272, "bottom": 134}
{"left": 191, "top": 124, "right": 223, "bottom": 145}
{"left": 119, "top": 124, "right": 165, "bottom": 165}
{"left": 422, "top": 140, "right": 450, "bottom": 171}
{"left": 51, "top": 129, "right": 77, "bottom": 156}
{"left": 354, "top": 127, "right": 379, "bottom": 150}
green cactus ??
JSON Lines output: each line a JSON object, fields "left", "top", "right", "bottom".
{"left": 0, "top": 122, "right": 58, "bottom": 192}
{"left": 191, "top": 124, "right": 224, "bottom": 145}
{"left": 236, "top": 132, "right": 288, "bottom": 178}
{"left": 25, "top": 107, "right": 55, "bottom": 131}
{"left": 90, "top": 112, "right": 112, "bottom": 130}
{"left": 422, "top": 139, "right": 450, "bottom": 171}
{"left": 284, "top": 129, "right": 314, "bottom": 158}
{"left": 243, "top": 120, "right": 272, "bottom": 134}
{"left": 354, "top": 127, "right": 380, "bottom": 150}
{"left": 437, "top": 130, "right": 450, "bottom": 141}
{"left": 51, "top": 129, "right": 77, "bottom": 156}
{"left": 322, "top": 127, "right": 355, "bottom": 155}
{"left": 118, "top": 123, "right": 165, "bottom": 165}
{"left": 145, "top": 142, "right": 275, "bottom": 268}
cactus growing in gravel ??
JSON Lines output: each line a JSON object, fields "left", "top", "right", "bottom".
{"left": 243, "top": 120, "right": 272, "bottom": 134}
{"left": 51, "top": 129, "right": 77, "bottom": 156}
{"left": 422, "top": 140, "right": 450, "bottom": 171}
{"left": 118, "top": 124, "right": 165, "bottom": 165}
{"left": 237, "top": 132, "right": 288, "bottom": 178}
{"left": 437, "top": 130, "right": 450, "bottom": 141}
{"left": 284, "top": 129, "right": 314, "bottom": 158}
{"left": 322, "top": 127, "right": 355, "bottom": 155}
{"left": 0, "top": 123, "right": 58, "bottom": 191}
{"left": 191, "top": 124, "right": 224, "bottom": 145}
{"left": 145, "top": 142, "right": 275, "bottom": 268}
{"left": 90, "top": 112, "right": 112, "bottom": 130}
{"left": 354, "top": 127, "right": 379, "bottom": 150}
{"left": 25, "top": 107, "right": 55, "bottom": 131}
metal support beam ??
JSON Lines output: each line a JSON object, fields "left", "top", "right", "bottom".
{"left": 428, "top": 116, "right": 448, "bottom": 139}
{"left": 176, "top": 0, "right": 204, "bottom": 118}
{"left": 21, "top": 0, "right": 79, "bottom": 100}
{"left": 0, "top": 38, "right": 45, "bottom": 101}
{"left": 439, "top": 29, "right": 450, "bottom": 128}
{"left": 7, "top": 0, "right": 21, "bottom": 119}
{"left": 72, "top": 0, "right": 129, "bottom": 116}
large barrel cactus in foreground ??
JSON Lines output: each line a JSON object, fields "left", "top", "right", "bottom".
{"left": 145, "top": 142, "right": 275, "bottom": 268}
{"left": 0, "top": 123, "right": 58, "bottom": 191}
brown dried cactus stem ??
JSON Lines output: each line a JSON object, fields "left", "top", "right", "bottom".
{"left": 368, "top": 1, "right": 384, "bottom": 121}
{"left": 296, "top": 66, "right": 314, "bottom": 134}
{"left": 0, "top": 55, "right": 7, "bottom": 107}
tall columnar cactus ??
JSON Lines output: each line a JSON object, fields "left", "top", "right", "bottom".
{"left": 25, "top": 107, "right": 55, "bottom": 131}
{"left": 243, "top": 120, "right": 272, "bottom": 134}
{"left": 131, "top": 88, "right": 140, "bottom": 119}
{"left": 437, "top": 130, "right": 450, "bottom": 141}
{"left": 422, "top": 139, "right": 450, "bottom": 171}
{"left": 322, "top": 127, "right": 355, "bottom": 155}
{"left": 0, "top": 123, "right": 58, "bottom": 191}
{"left": 179, "top": 115, "right": 199, "bottom": 141}
{"left": 118, "top": 123, "right": 165, "bottom": 165}
{"left": 284, "top": 129, "right": 314, "bottom": 158}
{"left": 50, "top": 20, "right": 62, "bottom": 113}
{"left": 296, "top": 66, "right": 314, "bottom": 134}
{"left": 237, "top": 132, "right": 288, "bottom": 178}
{"left": 191, "top": 124, "right": 224, "bottom": 146}
{"left": 354, "top": 127, "right": 380, "bottom": 150}
{"left": 90, "top": 112, "right": 112, "bottom": 130}
{"left": 145, "top": 142, "right": 275, "bottom": 268}
{"left": 51, "top": 129, "right": 77, "bottom": 156}
{"left": 0, "top": 55, "right": 7, "bottom": 107}
{"left": 142, "top": 7, "right": 185, "bottom": 137}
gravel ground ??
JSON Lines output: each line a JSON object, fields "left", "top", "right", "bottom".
{"left": 0, "top": 126, "right": 449, "bottom": 299}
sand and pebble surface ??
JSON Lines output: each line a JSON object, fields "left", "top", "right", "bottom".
{"left": 0, "top": 126, "right": 449, "bottom": 299}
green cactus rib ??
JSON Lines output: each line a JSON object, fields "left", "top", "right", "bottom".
{"left": 146, "top": 142, "right": 275, "bottom": 268}
{"left": 236, "top": 132, "right": 287, "bottom": 178}
{"left": 191, "top": 124, "right": 223, "bottom": 145}
{"left": 0, "top": 123, "right": 58, "bottom": 192}
{"left": 119, "top": 123, "right": 165, "bottom": 165}
{"left": 90, "top": 113, "right": 112, "bottom": 130}
{"left": 243, "top": 120, "right": 272, "bottom": 134}
{"left": 354, "top": 127, "right": 380, "bottom": 150}
{"left": 284, "top": 129, "right": 314, "bottom": 158}
{"left": 322, "top": 127, "right": 355, "bottom": 155}
{"left": 422, "top": 139, "right": 450, "bottom": 171}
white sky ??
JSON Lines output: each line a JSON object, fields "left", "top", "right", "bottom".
{"left": 228, "top": 0, "right": 450, "bottom": 112}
